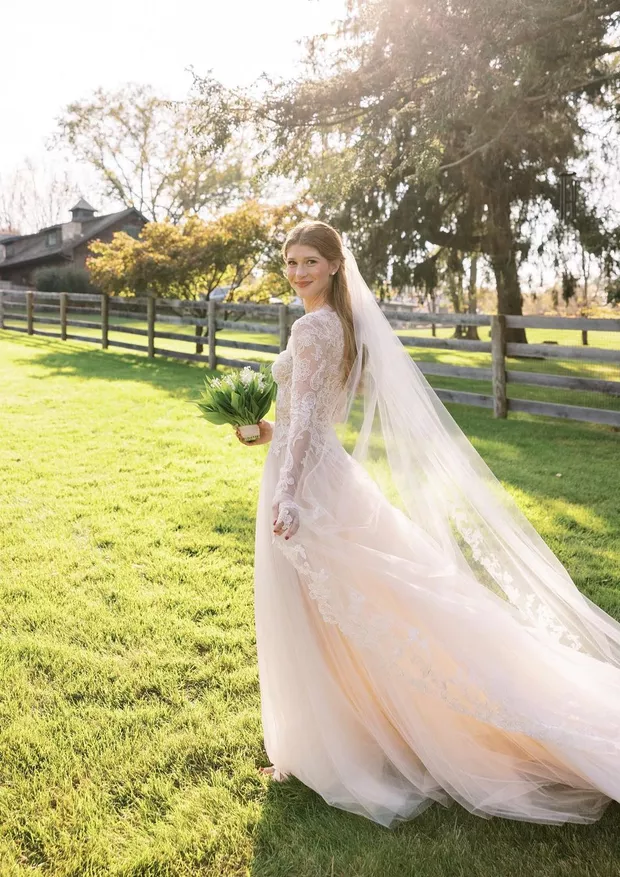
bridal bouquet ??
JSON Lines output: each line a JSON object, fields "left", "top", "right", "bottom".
{"left": 194, "top": 364, "right": 276, "bottom": 442}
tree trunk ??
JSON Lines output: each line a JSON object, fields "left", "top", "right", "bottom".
{"left": 447, "top": 269, "right": 464, "bottom": 339}
{"left": 488, "top": 194, "right": 527, "bottom": 343}
{"left": 195, "top": 323, "right": 204, "bottom": 355}
{"left": 581, "top": 245, "right": 589, "bottom": 345}
{"left": 465, "top": 253, "right": 480, "bottom": 341}
{"left": 428, "top": 291, "right": 437, "bottom": 337}
{"left": 195, "top": 302, "right": 207, "bottom": 354}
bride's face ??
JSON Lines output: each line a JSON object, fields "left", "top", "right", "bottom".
{"left": 285, "top": 244, "right": 338, "bottom": 303}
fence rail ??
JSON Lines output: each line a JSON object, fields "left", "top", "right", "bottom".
{"left": 1, "top": 289, "right": 620, "bottom": 427}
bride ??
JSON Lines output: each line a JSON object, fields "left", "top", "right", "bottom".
{"left": 234, "top": 219, "right": 620, "bottom": 828}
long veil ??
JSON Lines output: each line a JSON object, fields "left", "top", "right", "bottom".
{"left": 336, "top": 243, "right": 620, "bottom": 667}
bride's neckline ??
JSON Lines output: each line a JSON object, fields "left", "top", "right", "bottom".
{"left": 305, "top": 304, "right": 335, "bottom": 315}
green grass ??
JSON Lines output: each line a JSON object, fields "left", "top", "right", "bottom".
{"left": 1, "top": 329, "right": 620, "bottom": 875}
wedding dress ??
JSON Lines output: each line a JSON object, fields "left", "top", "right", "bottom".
{"left": 253, "top": 249, "right": 620, "bottom": 829}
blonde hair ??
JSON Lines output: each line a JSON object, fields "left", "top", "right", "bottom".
{"left": 282, "top": 220, "right": 360, "bottom": 389}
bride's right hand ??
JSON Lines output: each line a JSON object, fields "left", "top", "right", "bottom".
{"left": 234, "top": 419, "right": 274, "bottom": 446}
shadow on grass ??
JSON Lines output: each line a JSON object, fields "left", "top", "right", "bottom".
{"left": 250, "top": 778, "right": 620, "bottom": 877}
{"left": 3, "top": 332, "right": 219, "bottom": 399}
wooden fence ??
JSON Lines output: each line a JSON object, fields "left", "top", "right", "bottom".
{"left": 1, "top": 289, "right": 619, "bottom": 428}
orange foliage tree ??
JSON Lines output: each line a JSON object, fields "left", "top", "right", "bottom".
{"left": 87, "top": 200, "right": 275, "bottom": 299}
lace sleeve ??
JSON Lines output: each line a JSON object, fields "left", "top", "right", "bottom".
{"left": 272, "top": 313, "right": 335, "bottom": 509}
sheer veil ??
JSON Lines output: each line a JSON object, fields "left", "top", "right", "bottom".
{"left": 337, "top": 243, "right": 620, "bottom": 666}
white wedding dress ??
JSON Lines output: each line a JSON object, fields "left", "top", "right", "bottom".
{"left": 253, "top": 304, "right": 620, "bottom": 828}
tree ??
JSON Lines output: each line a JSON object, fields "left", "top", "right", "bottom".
{"left": 52, "top": 82, "right": 258, "bottom": 223}
{"left": 0, "top": 157, "right": 81, "bottom": 234}
{"left": 194, "top": 0, "right": 620, "bottom": 341}
{"left": 88, "top": 200, "right": 275, "bottom": 295}
{"left": 87, "top": 200, "right": 293, "bottom": 352}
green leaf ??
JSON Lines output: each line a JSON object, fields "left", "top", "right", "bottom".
{"left": 198, "top": 411, "right": 230, "bottom": 425}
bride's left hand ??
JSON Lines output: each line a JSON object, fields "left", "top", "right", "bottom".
{"left": 234, "top": 419, "right": 273, "bottom": 446}
{"left": 272, "top": 499, "right": 300, "bottom": 539}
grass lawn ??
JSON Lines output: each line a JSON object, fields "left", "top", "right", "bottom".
{"left": 1, "top": 329, "right": 620, "bottom": 876}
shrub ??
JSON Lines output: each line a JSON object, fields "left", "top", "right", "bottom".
{"left": 33, "top": 266, "right": 101, "bottom": 294}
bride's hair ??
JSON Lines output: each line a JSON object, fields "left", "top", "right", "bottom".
{"left": 282, "top": 220, "right": 363, "bottom": 389}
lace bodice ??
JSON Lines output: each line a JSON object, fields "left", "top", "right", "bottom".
{"left": 270, "top": 307, "right": 346, "bottom": 506}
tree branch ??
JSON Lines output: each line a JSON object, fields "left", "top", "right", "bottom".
{"left": 438, "top": 110, "right": 519, "bottom": 171}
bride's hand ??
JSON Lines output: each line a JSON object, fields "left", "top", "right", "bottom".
{"left": 272, "top": 499, "right": 300, "bottom": 539}
{"left": 234, "top": 419, "right": 273, "bottom": 446}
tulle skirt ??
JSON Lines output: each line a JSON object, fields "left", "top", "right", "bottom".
{"left": 254, "top": 441, "right": 620, "bottom": 828}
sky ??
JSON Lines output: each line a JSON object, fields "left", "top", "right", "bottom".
{"left": 2, "top": 0, "right": 346, "bottom": 208}
{"left": 3, "top": 1, "right": 616, "bottom": 292}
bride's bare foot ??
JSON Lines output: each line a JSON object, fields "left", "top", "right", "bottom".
{"left": 259, "top": 765, "right": 288, "bottom": 782}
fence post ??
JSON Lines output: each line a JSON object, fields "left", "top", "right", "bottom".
{"left": 581, "top": 313, "right": 588, "bottom": 347}
{"left": 279, "top": 302, "right": 289, "bottom": 351}
{"left": 208, "top": 297, "right": 217, "bottom": 369}
{"left": 0, "top": 290, "right": 4, "bottom": 330}
{"left": 147, "top": 294, "right": 155, "bottom": 358}
{"left": 60, "top": 293, "right": 68, "bottom": 340}
{"left": 26, "top": 291, "right": 34, "bottom": 335}
{"left": 195, "top": 300, "right": 205, "bottom": 355}
{"left": 491, "top": 314, "right": 507, "bottom": 419}
{"left": 101, "top": 293, "right": 109, "bottom": 349}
